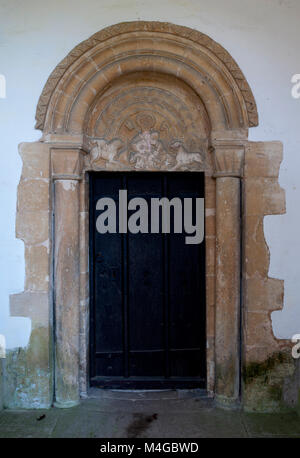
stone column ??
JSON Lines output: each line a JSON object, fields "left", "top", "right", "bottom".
{"left": 213, "top": 142, "right": 244, "bottom": 408}
{"left": 51, "top": 148, "right": 84, "bottom": 407}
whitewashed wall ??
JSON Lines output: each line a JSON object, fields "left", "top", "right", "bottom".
{"left": 0, "top": 0, "right": 299, "bottom": 348}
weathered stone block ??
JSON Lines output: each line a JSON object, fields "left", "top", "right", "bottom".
{"left": 243, "top": 215, "right": 269, "bottom": 278}
{"left": 245, "top": 142, "right": 283, "bottom": 178}
{"left": 243, "top": 311, "right": 277, "bottom": 350}
{"left": 3, "top": 326, "right": 52, "bottom": 409}
{"left": 19, "top": 142, "right": 50, "bottom": 179}
{"left": 17, "top": 179, "right": 49, "bottom": 212}
{"left": 10, "top": 292, "right": 50, "bottom": 328}
{"left": 16, "top": 211, "right": 49, "bottom": 245}
{"left": 242, "top": 351, "right": 296, "bottom": 413}
{"left": 244, "top": 277, "right": 284, "bottom": 313}
{"left": 244, "top": 178, "right": 285, "bottom": 216}
{"left": 25, "top": 245, "right": 49, "bottom": 291}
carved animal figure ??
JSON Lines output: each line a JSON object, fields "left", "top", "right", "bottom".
{"left": 90, "top": 139, "right": 124, "bottom": 165}
{"left": 169, "top": 141, "right": 204, "bottom": 170}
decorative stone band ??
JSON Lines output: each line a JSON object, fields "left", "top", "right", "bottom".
{"left": 212, "top": 142, "right": 245, "bottom": 178}
{"left": 52, "top": 175, "right": 82, "bottom": 181}
{"left": 35, "top": 22, "right": 258, "bottom": 131}
{"left": 51, "top": 147, "right": 86, "bottom": 181}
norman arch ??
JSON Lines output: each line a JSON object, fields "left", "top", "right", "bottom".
{"left": 10, "top": 22, "right": 288, "bottom": 411}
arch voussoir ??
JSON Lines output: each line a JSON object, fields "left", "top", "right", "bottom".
{"left": 36, "top": 21, "right": 258, "bottom": 133}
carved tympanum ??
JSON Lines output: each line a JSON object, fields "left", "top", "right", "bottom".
{"left": 88, "top": 135, "right": 206, "bottom": 171}
{"left": 85, "top": 74, "right": 210, "bottom": 172}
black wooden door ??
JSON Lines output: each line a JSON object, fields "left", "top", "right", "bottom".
{"left": 89, "top": 172, "right": 206, "bottom": 389}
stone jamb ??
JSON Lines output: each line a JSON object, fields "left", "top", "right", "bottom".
{"left": 46, "top": 137, "right": 245, "bottom": 406}
{"left": 212, "top": 142, "right": 245, "bottom": 407}
{"left": 51, "top": 147, "right": 86, "bottom": 407}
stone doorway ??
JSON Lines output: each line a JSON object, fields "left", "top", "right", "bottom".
{"left": 7, "top": 22, "right": 291, "bottom": 412}
{"left": 86, "top": 71, "right": 210, "bottom": 390}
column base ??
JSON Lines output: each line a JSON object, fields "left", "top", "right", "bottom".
{"left": 54, "top": 399, "right": 80, "bottom": 409}
{"left": 214, "top": 394, "right": 241, "bottom": 410}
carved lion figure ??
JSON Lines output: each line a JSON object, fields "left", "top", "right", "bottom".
{"left": 169, "top": 141, "right": 205, "bottom": 170}
{"left": 90, "top": 138, "right": 124, "bottom": 167}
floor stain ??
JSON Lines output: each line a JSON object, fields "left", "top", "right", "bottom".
{"left": 126, "top": 413, "right": 158, "bottom": 438}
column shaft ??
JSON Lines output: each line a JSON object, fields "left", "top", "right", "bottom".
{"left": 54, "top": 178, "right": 80, "bottom": 407}
{"left": 215, "top": 176, "right": 241, "bottom": 405}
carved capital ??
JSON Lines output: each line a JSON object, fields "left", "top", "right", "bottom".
{"left": 51, "top": 148, "right": 86, "bottom": 180}
{"left": 212, "top": 142, "right": 245, "bottom": 178}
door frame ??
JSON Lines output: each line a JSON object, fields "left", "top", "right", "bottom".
{"left": 46, "top": 21, "right": 250, "bottom": 407}
{"left": 13, "top": 22, "right": 263, "bottom": 409}
{"left": 49, "top": 139, "right": 243, "bottom": 408}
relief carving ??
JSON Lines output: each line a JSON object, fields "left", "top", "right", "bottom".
{"left": 169, "top": 141, "right": 205, "bottom": 171}
{"left": 129, "top": 130, "right": 171, "bottom": 169}
{"left": 87, "top": 121, "right": 207, "bottom": 172}
{"left": 90, "top": 139, "right": 124, "bottom": 169}
{"left": 86, "top": 82, "right": 210, "bottom": 173}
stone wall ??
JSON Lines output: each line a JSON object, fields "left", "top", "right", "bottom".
{"left": 4, "top": 142, "right": 53, "bottom": 409}
{"left": 242, "top": 142, "right": 298, "bottom": 412}
{"left": 4, "top": 139, "right": 299, "bottom": 412}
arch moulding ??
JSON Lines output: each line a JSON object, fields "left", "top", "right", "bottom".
{"left": 7, "top": 22, "right": 291, "bottom": 412}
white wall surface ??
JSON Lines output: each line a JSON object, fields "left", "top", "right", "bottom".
{"left": 0, "top": 0, "right": 299, "bottom": 348}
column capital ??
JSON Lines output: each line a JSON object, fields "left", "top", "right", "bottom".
{"left": 51, "top": 147, "right": 86, "bottom": 180}
{"left": 212, "top": 141, "right": 245, "bottom": 178}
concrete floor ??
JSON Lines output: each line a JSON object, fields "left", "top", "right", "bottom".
{"left": 0, "top": 389, "right": 299, "bottom": 438}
